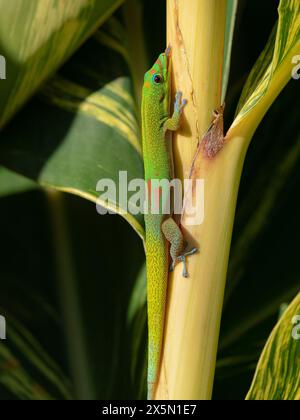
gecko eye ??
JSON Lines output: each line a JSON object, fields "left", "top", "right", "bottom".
{"left": 152, "top": 74, "right": 163, "bottom": 84}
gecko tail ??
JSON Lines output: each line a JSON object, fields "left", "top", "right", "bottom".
{"left": 145, "top": 229, "right": 169, "bottom": 401}
{"left": 147, "top": 382, "right": 156, "bottom": 400}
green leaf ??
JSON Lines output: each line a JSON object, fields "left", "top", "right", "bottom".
{"left": 0, "top": 343, "right": 53, "bottom": 400}
{"left": 0, "top": 0, "right": 124, "bottom": 128}
{"left": 0, "top": 33, "right": 145, "bottom": 239}
{"left": 0, "top": 311, "right": 73, "bottom": 400}
{"left": 222, "top": 0, "right": 238, "bottom": 102}
{"left": 246, "top": 292, "right": 300, "bottom": 400}
{"left": 233, "top": 0, "right": 300, "bottom": 129}
{"left": 127, "top": 263, "right": 147, "bottom": 326}
{"left": 127, "top": 263, "right": 147, "bottom": 399}
{"left": 0, "top": 166, "right": 36, "bottom": 197}
{"left": 51, "top": 193, "right": 145, "bottom": 399}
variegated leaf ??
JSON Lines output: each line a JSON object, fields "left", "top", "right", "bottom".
{"left": 0, "top": 31, "right": 145, "bottom": 239}
{"left": 0, "top": 0, "right": 124, "bottom": 128}
{"left": 246, "top": 292, "right": 300, "bottom": 400}
{"left": 233, "top": 0, "right": 300, "bottom": 127}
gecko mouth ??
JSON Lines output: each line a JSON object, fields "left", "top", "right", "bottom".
{"left": 159, "top": 93, "right": 165, "bottom": 103}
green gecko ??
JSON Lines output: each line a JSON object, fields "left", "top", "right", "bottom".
{"left": 142, "top": 47, "right": 197, "bottom": 400}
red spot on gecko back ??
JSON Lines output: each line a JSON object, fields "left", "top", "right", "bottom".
{"left": 147, "top": 180, "right": 163, "bottom": 211}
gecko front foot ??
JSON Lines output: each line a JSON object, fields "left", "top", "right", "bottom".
{"left": 174, "top": 91, "right": 187, "bottom": 114}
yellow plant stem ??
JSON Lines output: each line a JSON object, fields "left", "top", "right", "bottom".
{"left": 156, "top": 1, "right": 300, "bottom": 399}
{"left": 155, "top": 0, "right": 227, "bottom": 399}
{"left": 155, "top": 0, "right": 299, "bottom": 401}
{"left": 157, "top": 141, "right": 248, "bottom": 399}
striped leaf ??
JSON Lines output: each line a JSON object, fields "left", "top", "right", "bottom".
{"left": 233, "top": 0, "right": 300, "bottom": 128}
{"left": 222, "top": 0, "right": 238, "bottom": 102}
{"left": 0, "top": 0, "right": 124, "bottom": 128}
{"left": 0, "top": 26, "right": 145, "bottom": 239}
{"left": 0, "top": 344, "right": 53, "bottom": 400}
{"left": 0, "top": 311, "right": 73, "bottom": 400}
{"left": 246, "top": 292, "right": 300, "bottom": 400}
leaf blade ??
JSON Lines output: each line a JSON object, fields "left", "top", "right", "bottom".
{"left": 232, "top": 0, "right": 300, "bottom": 130}
{"left": 0, "top": 0, "right": 124, "bottom": 128}
{"left": 246, "top": 292, "right": 300, "bottom": 400}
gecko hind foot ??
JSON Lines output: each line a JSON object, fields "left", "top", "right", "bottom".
{"left": 169, "top": 260, "right": 175, "bottom": 273}
{"left": 169, "top": 247, "right": 198, "bottom": 278}
{"left": 177, "top": 247, "right": 198, "bottom": 278}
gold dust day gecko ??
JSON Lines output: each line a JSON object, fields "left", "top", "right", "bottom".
{"left": 142, "top": 47, "right": 197, "bottom": 400}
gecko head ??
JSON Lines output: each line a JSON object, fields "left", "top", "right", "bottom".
{"left": 143, "top": 47, "right": 171, "bottom": 112}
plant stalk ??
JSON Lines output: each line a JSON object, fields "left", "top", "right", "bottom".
{"left": 155, "top": 0, "right": 229, "bottom": 399}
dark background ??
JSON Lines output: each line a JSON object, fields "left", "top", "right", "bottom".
{"left": 0, "top": 0, "right": 299, "bottom": 400}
